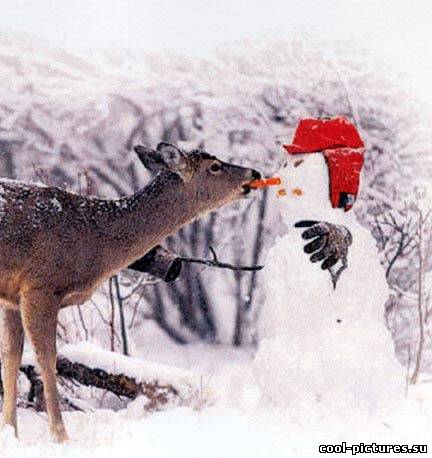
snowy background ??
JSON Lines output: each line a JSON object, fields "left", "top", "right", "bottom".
{"left": 1, "top": 0, "right": 432, "bottom": 456}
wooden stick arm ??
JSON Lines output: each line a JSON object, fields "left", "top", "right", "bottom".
{"left": 127, "top": 245, "right": 263, "bottom": 281}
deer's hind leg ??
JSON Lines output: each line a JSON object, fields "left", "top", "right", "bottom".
{"left": 0, "top": 308, "right": 24, "bottom": 435}
{"left": 20, "top": 293, "right": 68, "bottom": 443}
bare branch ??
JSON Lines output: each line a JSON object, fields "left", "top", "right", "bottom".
{"left": 180, "top": 246, "right": 263, "bottom": 272}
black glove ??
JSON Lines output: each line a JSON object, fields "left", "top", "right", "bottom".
{"left": 128, "top": 245, "right": 182, "bottom": 282}
{"left": 294, "top": 220, "right": 352, "bottom": 271}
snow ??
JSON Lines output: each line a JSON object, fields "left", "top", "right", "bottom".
{"left": 0, "top": 408, "right": 307, "bottom": 458}
{"left": 50, "top": 197, "right": 62, "bottom": 211}
{"left": 0, "top": 178, "right": 47, "bottom": 188}
{"left": 1, "top": 350, "right": 431, "bottom": 458}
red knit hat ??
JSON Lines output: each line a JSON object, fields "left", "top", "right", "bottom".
{"left": 283, "top": 117, "right": 365, "bottom": 211}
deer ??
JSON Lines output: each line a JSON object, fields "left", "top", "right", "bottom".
{"left": 0, "top": 141, "right": 261, "bottom": 442}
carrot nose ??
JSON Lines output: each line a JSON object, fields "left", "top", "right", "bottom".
{"left": 249, "top": 177, "right": 281, "bottom": 189}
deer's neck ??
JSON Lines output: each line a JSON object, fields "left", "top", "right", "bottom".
{"left": 99, "top": 172, "right": 197, "bottom": 270}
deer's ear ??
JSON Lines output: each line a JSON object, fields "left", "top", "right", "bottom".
{"left": 134, "top": 145, "right": 168, "bottom": 173}
{"left": 134, "top": 143, "right": 188, "bottom": 177}
{"left": 156, "top": 142, "right": 188, "bottom": 173}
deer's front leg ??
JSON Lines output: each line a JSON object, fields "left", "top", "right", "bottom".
{"left": 20, "top": 295, "right": 68, "bottom": 443}
{"left": 0, "top": 308, "right": 24, "bottom": 435}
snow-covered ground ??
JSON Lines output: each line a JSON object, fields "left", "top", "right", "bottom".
{"left": 1, "top": 340, "right": 431, "bottom": 458}
{"left": 2, "top": 402, "right": 431, "bottom": 458}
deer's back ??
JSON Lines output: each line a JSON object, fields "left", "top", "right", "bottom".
{"left": 0, "top": 179, "right": 121, "bottom": 307}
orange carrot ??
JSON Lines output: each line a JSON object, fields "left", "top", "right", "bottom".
{"left": 249, "top": 177, "right": 281, "bottom": 189}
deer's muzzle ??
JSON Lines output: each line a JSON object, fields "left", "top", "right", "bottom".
{"left": 242, "top": 169, "right": 261, "bottom": 195}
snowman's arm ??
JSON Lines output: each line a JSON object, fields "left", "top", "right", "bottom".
{"left": 295, "top": 220, "right": 353, "bottom": 276}
{"left": 128, "top": 245, "right": 263, "bottom": 281}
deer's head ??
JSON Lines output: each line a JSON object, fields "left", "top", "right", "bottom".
{"left": 134, "top": 142, "right": 261, "bottom": 213}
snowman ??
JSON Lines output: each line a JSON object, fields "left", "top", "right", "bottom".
{"left": 255, "top": 117, "right": 404, "bottom": 421}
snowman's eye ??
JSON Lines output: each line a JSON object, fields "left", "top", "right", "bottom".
{"left": 294, "top": 159, "right": 304, "bottom": 168}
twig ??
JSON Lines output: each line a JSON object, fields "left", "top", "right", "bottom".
{"left": 108, "top": 277, "right": 116, "bottom": 352}
{"left": 113, "top": 275, "right": 129, "bottom": 356}
{"left": 180, "top": 246, "right": 263, "bottom": 272}
{"left": 405, "top": 347, "right": 412, "bottom": 397}
{"left": 76, "top": 305, "right": 89, "bottom": 341}
{"left": 410, "top": 202, "right": 430, "bottom": 384}
{"left": 60, "top": 395, "right": 85, "bottom": 412}
{"left": 329, "top": 257, "right": 348, "bottom": 289}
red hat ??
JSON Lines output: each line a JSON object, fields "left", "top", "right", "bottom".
{"left": 283, "top": 117, "right": 365, "bottom": 211}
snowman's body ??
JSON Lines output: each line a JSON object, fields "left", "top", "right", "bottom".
{"left": 255, "top": 153, "right": 403, "bottom": 419}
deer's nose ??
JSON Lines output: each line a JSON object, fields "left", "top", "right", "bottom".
{"left": 251, "top": 169, "right": 261, "bottom": 180}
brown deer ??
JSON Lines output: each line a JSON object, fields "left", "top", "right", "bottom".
{"left": 0, "top": 142, "right": 260, "bottom": 442}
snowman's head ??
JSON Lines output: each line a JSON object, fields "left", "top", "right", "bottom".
{"left": 281, "top": 152, "right": 333, "bottom": 212}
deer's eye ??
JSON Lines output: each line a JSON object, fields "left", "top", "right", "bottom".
{"left": 210, "top": 162, "right": 222, "bottom": 174}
